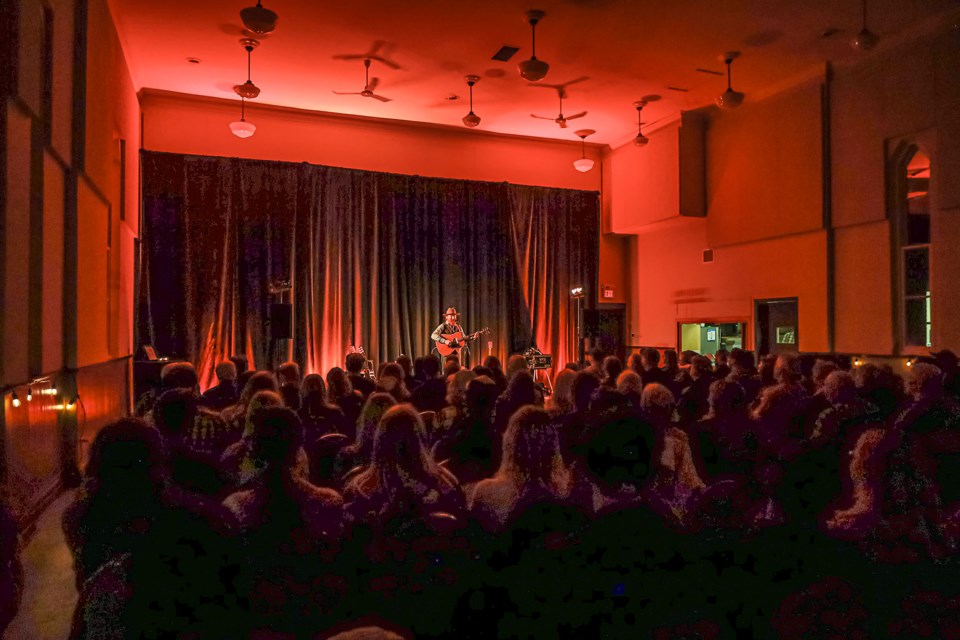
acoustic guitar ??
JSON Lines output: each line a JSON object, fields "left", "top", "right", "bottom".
{"left": 436, "top": 327, "right": 490, "bottom": 357}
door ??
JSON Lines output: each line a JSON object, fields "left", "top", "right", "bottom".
{"left": 755, "top": 298, "right": 799, "bottom": 356}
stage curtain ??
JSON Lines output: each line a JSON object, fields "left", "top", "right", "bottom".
{"left": 139, "top": 151, "right": 598, "bottom": 389}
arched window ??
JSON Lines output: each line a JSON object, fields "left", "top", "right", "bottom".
{"left": 892, "top": 145, "right": 931, "bottom": 350}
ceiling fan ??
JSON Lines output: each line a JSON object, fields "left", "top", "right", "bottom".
{"left": 332, "top": 40, "right": 401, "bottom": 70}
{"left": 332, "top": 58, "right": 392, "bottom": 102}
{"left": 529, "top": 78, "right": 589, "bottom": 128}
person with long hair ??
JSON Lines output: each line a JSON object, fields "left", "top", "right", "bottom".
{"left": 62, "top": 419, "right": 167, "bottom": 587}
{"left": 436, "top": 369, "right": 478, "bottom": 440}
{"left": 327, "top": 366, "right": 364, "bottom": 440}
{"left": 221, "top": 371, "right": 280, "bottom": 437}
{"left": 334, "top": 392, "right": 397, "bottom": 483}
{"left": 641, "top": 383, "right": 707, "bottom": 527}
{"left": 223, "top": 406, "right": 343, "bottom": 541}
{"left": 298, "top": 373, "right": 346, "bottom": 442}
{"left": 432, "top": 376, "right": 501, "bottom": 489}
{"left": 343, "top": 405, "right": 465, "bottom": 526}
{"left": 547, "top": 368, "right": 577, "bottom": 416}
{"left": 470, "top": 405, "right": 589, "bottom": 532}
{"left": 222, "top": 406, "right": 344, "bottom": 632}
{"left": 220, "top": 390, "right": 294, "bottom": 487}
{"left": 376, "top": 362, "right": 412, "bottom": 403}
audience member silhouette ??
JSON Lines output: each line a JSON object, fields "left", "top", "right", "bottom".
{"left": 335, "top": 392, "right": 397, "bottom": 482}
{"left": 200, "top": 360, "right": 239, "bottom": 411}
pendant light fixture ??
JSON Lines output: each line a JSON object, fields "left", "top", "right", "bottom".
{"left": 851, "top": 0, "right": 879, "bottom": 51}
{"left": 573, "top": 129, "right": 595, "bottom": 172}
{"left": 715, "top": 51, "right": 745, "bottom": 110}
{"left": 518, "top": 9, "right": 550, "bottom": 82}
{"left": 234, "top": 38, "right": 261, "bottom": 99}
{"left": 240, "top": 0, "right": 278, "bottom": 35}
{"left": 462, "top": 75, "right": 481, "bottom": 128}
{"left": 230, "top": 97, "right": 256, "bottom": 138}
{"left": 633, "top": 101, "right": 649, "bottom": 147}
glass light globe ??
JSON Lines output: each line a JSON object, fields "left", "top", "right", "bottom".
{"left": 240, "top": 3, "right": 278, "bottom": 35}
{"left": 715, "top": 89, "right": 745, "bottom": 110}
{"left": 462, "top": 112, "right": 481, "bottom": 128}
{"left": 634, "top": 134, "right": 649, "bottom": 147}
{"left": 573, "top": 157, "right": 594, "bottom": 173}
{"left": 229, "top": 119, "right": 256, "bottom": 138}
{"left": 518, "top": 57, "right": 549, "bottom": 82}
{"left": 851, "top": 28, "right": 879, "bottom": 51}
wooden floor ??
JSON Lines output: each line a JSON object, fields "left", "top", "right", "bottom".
{"left": 6, "top": 491, "right": 77, "bottom": 640}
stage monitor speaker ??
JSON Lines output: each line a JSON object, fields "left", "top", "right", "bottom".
{"left": 270, "top": 303, "right": 292, "bottom": 340}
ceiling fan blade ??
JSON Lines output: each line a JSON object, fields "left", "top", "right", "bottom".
{"left": 367, "top": 77, "right": 380, "bottom": 91}
{"left": 370, "top": 55, "right": 401, "bottom": 70}
{"left": 566, "top": 111, "right": 588, "bottom": 120}
{"left": 527, "top": 82, "right": 563, "bottom": 90}
{"left": 332, "top": 90, "right": 363, "bottom": 96}
{"left": 530, "top": 114, "right": 555, "bottom": 120}
{"left": 564, "top": 76, "right": 589, "bottom": 86}
{"left": 332, "top": 54, "right": 365, "bottom": 61}
{"left": 369, "top": 94, "right": 392, "bottom": 102}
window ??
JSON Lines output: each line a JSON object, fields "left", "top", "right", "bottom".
{"left": 897, "top": 148, "right": 931, "bottom": 349}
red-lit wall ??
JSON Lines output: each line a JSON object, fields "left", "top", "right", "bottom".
{"left": 831, "top": 27, "right": 960, "bottom": 355}
{"left": 1, "top": 0, "right": 139, "bottom": 522}
{"left": 610, "top": 81, "right": 829, "bottom": 352}
{"left": 142, "top": 91, "right": 601, "bottom": 191}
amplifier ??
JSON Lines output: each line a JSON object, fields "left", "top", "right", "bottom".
{"left": 526, "top": 354, "right": 552, "bottom": 370}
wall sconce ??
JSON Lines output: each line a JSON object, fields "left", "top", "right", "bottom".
{"left": 26, "top": 387, "right": 32, "bottom": 401}
{"left": 573, "top": 129, "right": 595, "bottom": 173}
{"left": 11, "top": 392, "right": 21, "bottom": 408}
{"left": 66, "top": 396, "right": 78, "bottom": 410}
{"left": 853, "top": 357, "right": 862, "bottom": 367}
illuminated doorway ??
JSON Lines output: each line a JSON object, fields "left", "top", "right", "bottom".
{"left": 678, "top": 322, "right": 744, "bottom": 357}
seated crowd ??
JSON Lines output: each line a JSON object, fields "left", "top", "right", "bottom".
{"left": 50, "top": 346, "right": 960, "bottom": 638}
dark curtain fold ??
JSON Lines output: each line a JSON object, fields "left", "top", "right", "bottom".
{"left": 139, "top": 151, "right": 598, "bottom": 390}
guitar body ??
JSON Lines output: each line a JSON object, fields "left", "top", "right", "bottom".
{"left": 436, "top": 331, "right": 466, "bottom": 357}
{"left": 435, "top": 327, "right": 490, "bottom": 357}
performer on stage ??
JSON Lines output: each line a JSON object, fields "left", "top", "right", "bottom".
{"left": 431, "top": 306, "right": 473, "bottom": 367}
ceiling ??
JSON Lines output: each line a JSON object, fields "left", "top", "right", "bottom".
{"left": 109, "top": 0, "right": 960, "bottom": 146}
